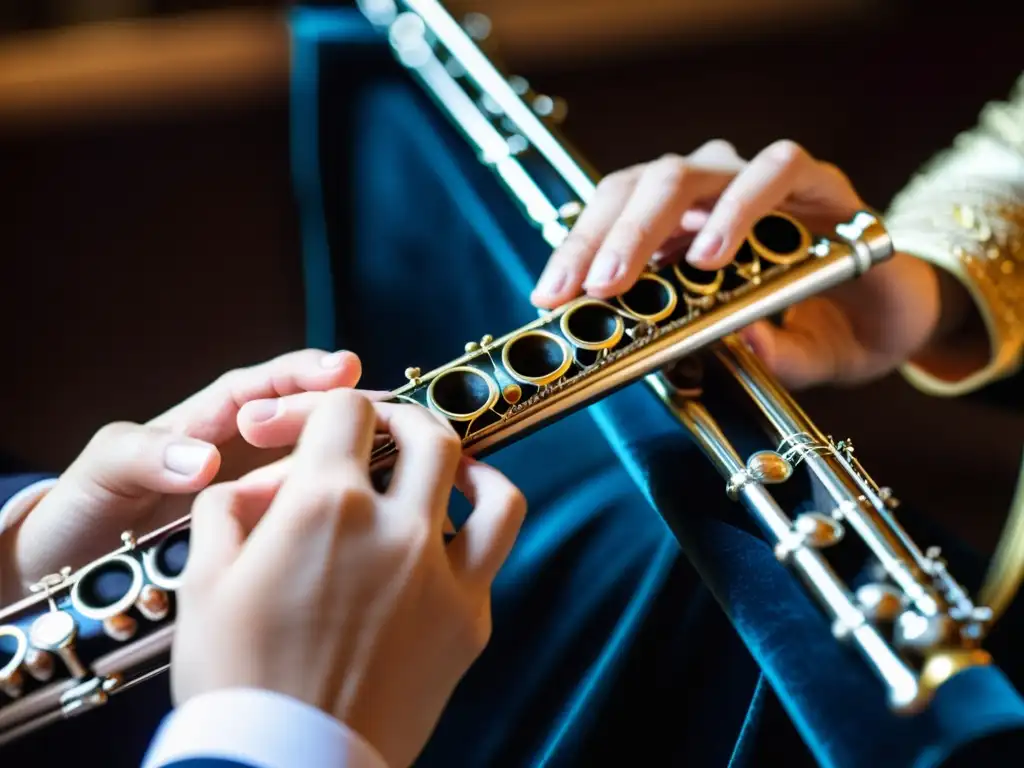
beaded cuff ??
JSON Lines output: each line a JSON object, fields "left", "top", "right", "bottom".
{"left": 885, "top": 73, "right": 1024, "bottom": 397}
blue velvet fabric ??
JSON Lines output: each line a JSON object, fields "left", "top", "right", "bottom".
{"left": 291, "top": 7, "right": 1024, "bottom": 768}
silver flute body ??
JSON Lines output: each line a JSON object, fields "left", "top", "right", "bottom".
{"left": 0, "top": 0, "right": 995, "bottom": 746}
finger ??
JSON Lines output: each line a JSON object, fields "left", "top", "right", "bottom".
{"left": 376, "top": 402, "right": 463, "bottom": 527}
{"left": 582, "top": 155, "right": 737, "bottom": 298}
{"left": 446, "top": 457, "right": 527, "bottom": 589}
{"left": 235, "top": 452, "right": 457, "bottom": 534}
{"left": 242, "top": 390, "right": 379, "bottom": 540}
{"left": 62, "top": 422, "right": 221, "bottom": 500}
{"left": 150, "top": 348, "right": 363, "bottom": 445}
{"left": 237, "top": 389, "right": 393, "bottom": 449}
{"left": 679, "top": 208, "right": 712, "bottom": 232}
{"left": 686, "top": 138, "right": 746, "bottom": 170}
{"left": 531, "top": 165, "right": 644, "bottom": 308}
{"left": 231, "top": 390, "right": 382, "bottom": 576}
{"left": 183, "top": 481, "right": 278, "bottom": 588}
{"left": 686, "top": 140, "right": 861, "bottom": 270}
{"left": 660, "top": 141, "right": 745, "bottom": 249}
{"left": 739, "top": 295, "right": 866, "bottom": 390}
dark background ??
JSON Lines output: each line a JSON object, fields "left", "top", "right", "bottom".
{"left": 1, "top": 0, "right": 1022, "bottom": 552}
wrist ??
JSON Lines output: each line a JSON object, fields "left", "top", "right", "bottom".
{"left": 907, "top": 257, "right": 989, "bottom": 382}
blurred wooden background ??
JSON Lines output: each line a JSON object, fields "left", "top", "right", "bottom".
{"left": 0, "top": 0, "right": 1021, "bottom": 551}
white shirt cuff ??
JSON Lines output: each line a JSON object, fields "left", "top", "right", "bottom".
{"left": 142, "top": 687, "right": 388, "bottom": 768}
{"left": 0, "top": 478, "right": 58, "bottom": 535}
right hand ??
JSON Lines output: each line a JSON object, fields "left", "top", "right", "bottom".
{"left": 173, "top": 389, "right": 527, "bottom": 768}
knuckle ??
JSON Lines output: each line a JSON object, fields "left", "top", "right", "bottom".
{"left": 652, "top": 153, "right": 690, "bottom": 185}
{"left": 194, "top": 482, "right": 240, "bottom": 515}
{"left": 504, "top": 486, "right": 528, "bottom": 522}
{"left": 817, "top": 160, "right": 861, "bottom": 200}
{"left": 288, "top": 479, "right": 377, "bottom": 533}
{"left": 709, "top": 191, "right": 747, "bottom": 224}
{"left": 89, "top": 421, "right": 147, "bottom": 453}
{"left": 764, "top": 139, "right": 807, "bottom": 168}
{"left": 461, "top": 611, "right": 492, "bottom": 657}
{"left": 607, "top": 218, "right": 651, "bottom": 252}
{"left": 214, "top": 367, "right": 245, "bottom": 393}
{"left": 317, "top": 482, "right": 376, "bottom": 521}
{"left": 558, "top": 229, "right": 600, "bottom": 263}
{"left": 700, "top": 138, "right": 737, "bottom": 156}
{"left": 595, "top": 171, "right": 626, "bottom": 194}
{"left": 432, "top": 429, "right": 464, "bottom": 462}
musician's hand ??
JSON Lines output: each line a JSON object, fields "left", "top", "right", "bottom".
{"left": 175, "top": 390, "right": 526, "bottom": 768}
{"left": 530, "top": 140, "right": 970, "bottom": 390}
{"left": 1, "top": 349, "right": 362, "bottom": 603}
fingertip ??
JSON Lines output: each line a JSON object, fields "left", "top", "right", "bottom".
{"left": 318, "top": 350, "right": 362, "bottom": 387}
{"left": 530, "top": 280, "right": 579, "bottom": 309}
{"left": 236, "top": 400, "right": 281, "bottom": 448}
{"left": 529, "top": 290, "right": 557, "bottom": 309}
{"left": 582, "top": 265, "right": 641, "bottom": 300}
{"left": 685, "top": 235, "right": 732, "bottom": 271}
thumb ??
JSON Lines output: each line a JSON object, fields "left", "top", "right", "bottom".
{"left": 61, "top": 422, "right": 222, "bottom": 501}
{"left": 15, "top": 423, "right": 223, "bottom": 586}
{"left": 740, "top": 295, "right": 863, "bottom": 390}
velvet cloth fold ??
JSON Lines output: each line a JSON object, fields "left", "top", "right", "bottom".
{"left": 291, "top": 7, "right": 1024, "bottom": 767}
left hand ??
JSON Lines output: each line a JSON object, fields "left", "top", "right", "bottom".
{"left": 1, "top": 349, "right": 362, "bottom": 601}
{"left": 529, "top": 140, "right": 954, "bottom": 391}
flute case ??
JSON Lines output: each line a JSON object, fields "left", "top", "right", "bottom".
{"left": 290, "top": 7, "right": 1024, "bottom": 766}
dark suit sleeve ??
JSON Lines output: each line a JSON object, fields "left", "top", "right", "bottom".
{"left": 0, "top": 474, "right": 58, "bottom": 533}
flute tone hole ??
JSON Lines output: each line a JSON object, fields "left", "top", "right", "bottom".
{"left": 0, "top": 632, "right": 18, "bottom": 666}
{"left": 503, "top": 332, "right": 570, "bottom": 383}
{"left": 562, "top": 302, "right": 623, "bottom": 349}
{"left": 428, "top": 367, "right": 496, "bottom": 420}
{"left": 673, "top": 260, "right": 723, "bottom": 296}
{"left": 153, "top": 530, "right": 190, "bottom": 580}
{"left": 77, "top": 561, "right": 136, "bottom": 610}
{"left": 618, "top": 275, "right": 676, "bottom": 322}
{"left": 754, "top": 214, "right": 803, "bottom": 255}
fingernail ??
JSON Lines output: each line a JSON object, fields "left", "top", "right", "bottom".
{"left": 534, "top": 266, "right": 566, "bottom": 297}
{"left": 320, "top": 351, "right": 347, "bottom": 369}
{"left": 686, "top": 231, "right": 723, "bottom": 265}
{"left": 583, "top": 257, "right": 623, "bottom": 290}
{"left": 165, "top": 442, "right": 216, "bottom": 477}
{"left": 246, "top": 398, "right": 280, "bottom": 423}
{"left": 680, "top": 209, "right": 710, "bottom": 231}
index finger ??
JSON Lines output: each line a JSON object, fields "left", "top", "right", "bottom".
{"left": 581, "top": 155, "right": 736, "bottom": 298}
{"left": 687, "top": 141, "right": 863, "bottom": 270}
{"left": 233, "top": 389, "right": 381, "bottom": 566}
{"left": 150, "top": 349, "right": 363, "bottom": 445}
